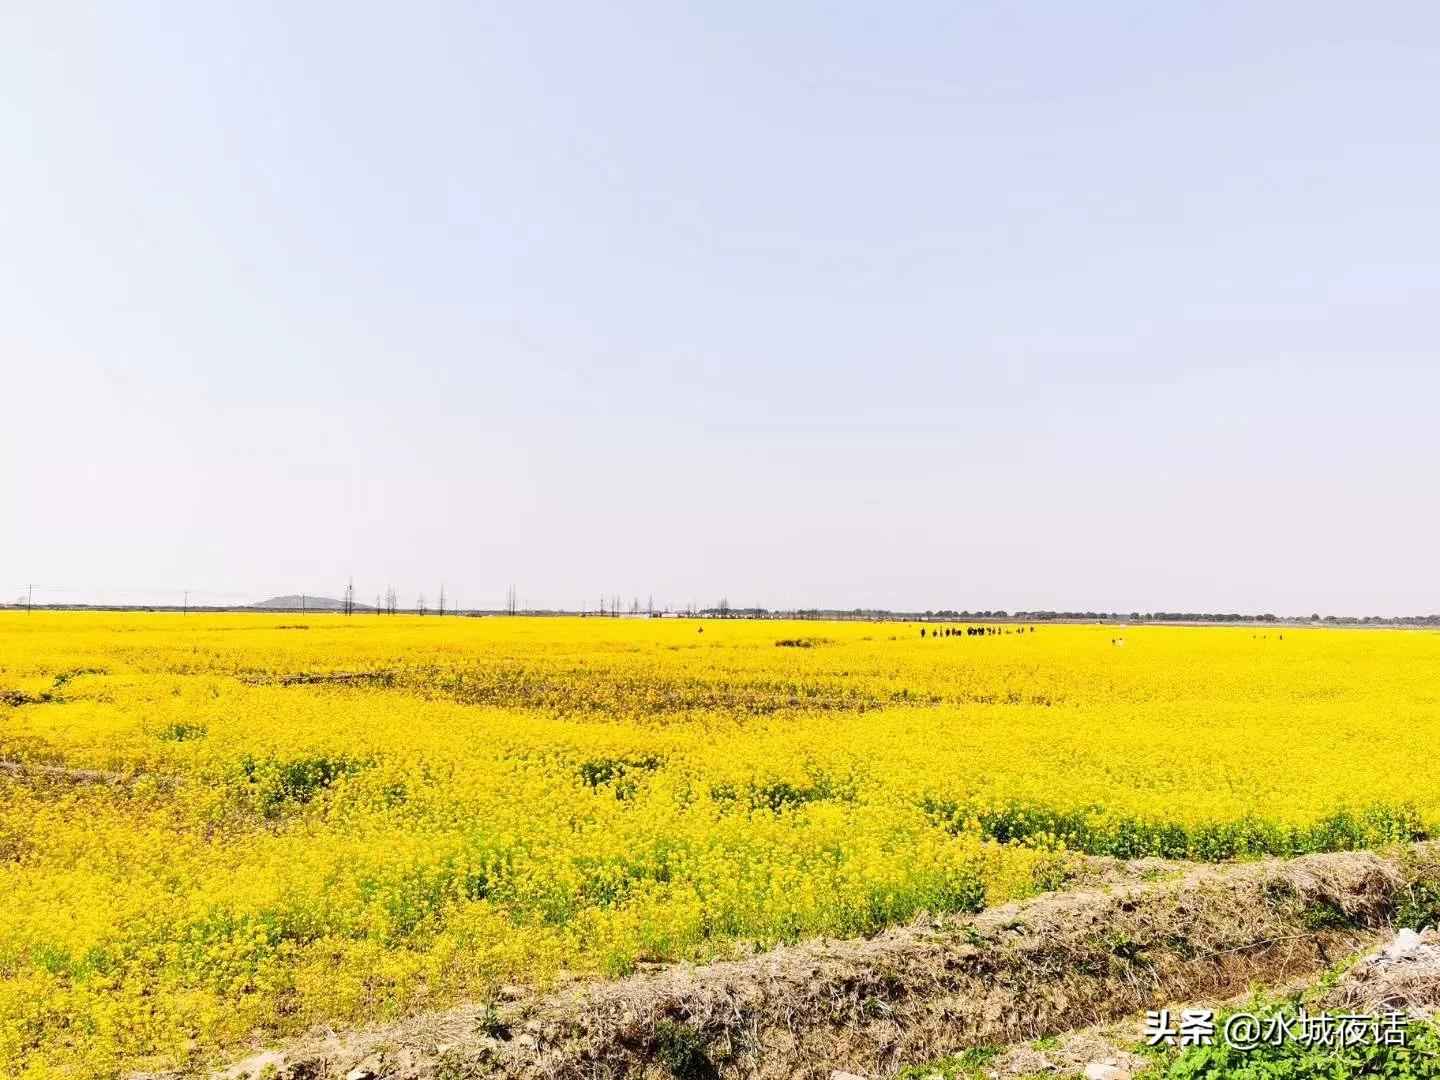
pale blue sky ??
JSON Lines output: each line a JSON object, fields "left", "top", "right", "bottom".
{"left": 4, "top": 3, "right": 1438, "bottom": 614}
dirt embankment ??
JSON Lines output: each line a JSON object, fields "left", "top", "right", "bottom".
{"left": 199, "top": 845, "right": 1439, "bottom": 1080}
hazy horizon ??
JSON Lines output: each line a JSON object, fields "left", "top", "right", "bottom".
{"left": 6, "top": 589, "right": 1440, "bottom": 620}
{"left": 6, "top": 3, "right": 1440, "bottom": 616}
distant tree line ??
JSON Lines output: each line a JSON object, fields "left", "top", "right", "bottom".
{"left": 8, "top": 589, "right": 1439, "bottom": 626}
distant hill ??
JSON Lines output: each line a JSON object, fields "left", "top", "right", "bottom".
{"left": 250, "top": 595, "right": 372, "bottom": 611}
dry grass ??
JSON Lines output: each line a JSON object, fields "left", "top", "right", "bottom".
{"left": 1329, "top": 929, "right": 1440, "bottom": 1017}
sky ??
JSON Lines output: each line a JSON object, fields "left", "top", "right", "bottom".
{"left": 3, "top": 2, "right": 1439, "bottom": 615}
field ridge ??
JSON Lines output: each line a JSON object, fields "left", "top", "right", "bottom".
{"left": 202, "top": 844, "right": 1440, "bottom": 1080}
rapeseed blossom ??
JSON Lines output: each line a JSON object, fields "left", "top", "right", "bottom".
{"left": 1, "top": 613, "right": 1436, "bottom": 1076}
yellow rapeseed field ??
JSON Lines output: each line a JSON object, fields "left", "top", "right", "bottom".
{"left": 2, "top": 612, "right": 1437, "bottom": 1077}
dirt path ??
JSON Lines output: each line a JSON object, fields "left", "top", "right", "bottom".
{"left": 0, "top": 758, "right": 164, "bottom": 786}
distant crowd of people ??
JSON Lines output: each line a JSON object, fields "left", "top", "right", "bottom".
{"left": 920, "top": 625, "right": 1035, "bottom": 638}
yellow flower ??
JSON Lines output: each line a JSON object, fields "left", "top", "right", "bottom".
{"left": 1, "top": 612, "right": 1437, "bottom": 1075}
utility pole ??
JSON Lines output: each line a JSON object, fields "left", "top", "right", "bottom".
{"left": 301, "top": 593, "right": 306, "bottom": 615}
{"left": 27, "top": 584, "right": 32, "bottom": 613}
{"left": 183, "top": 590, "right": 188, "bottom": 615}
